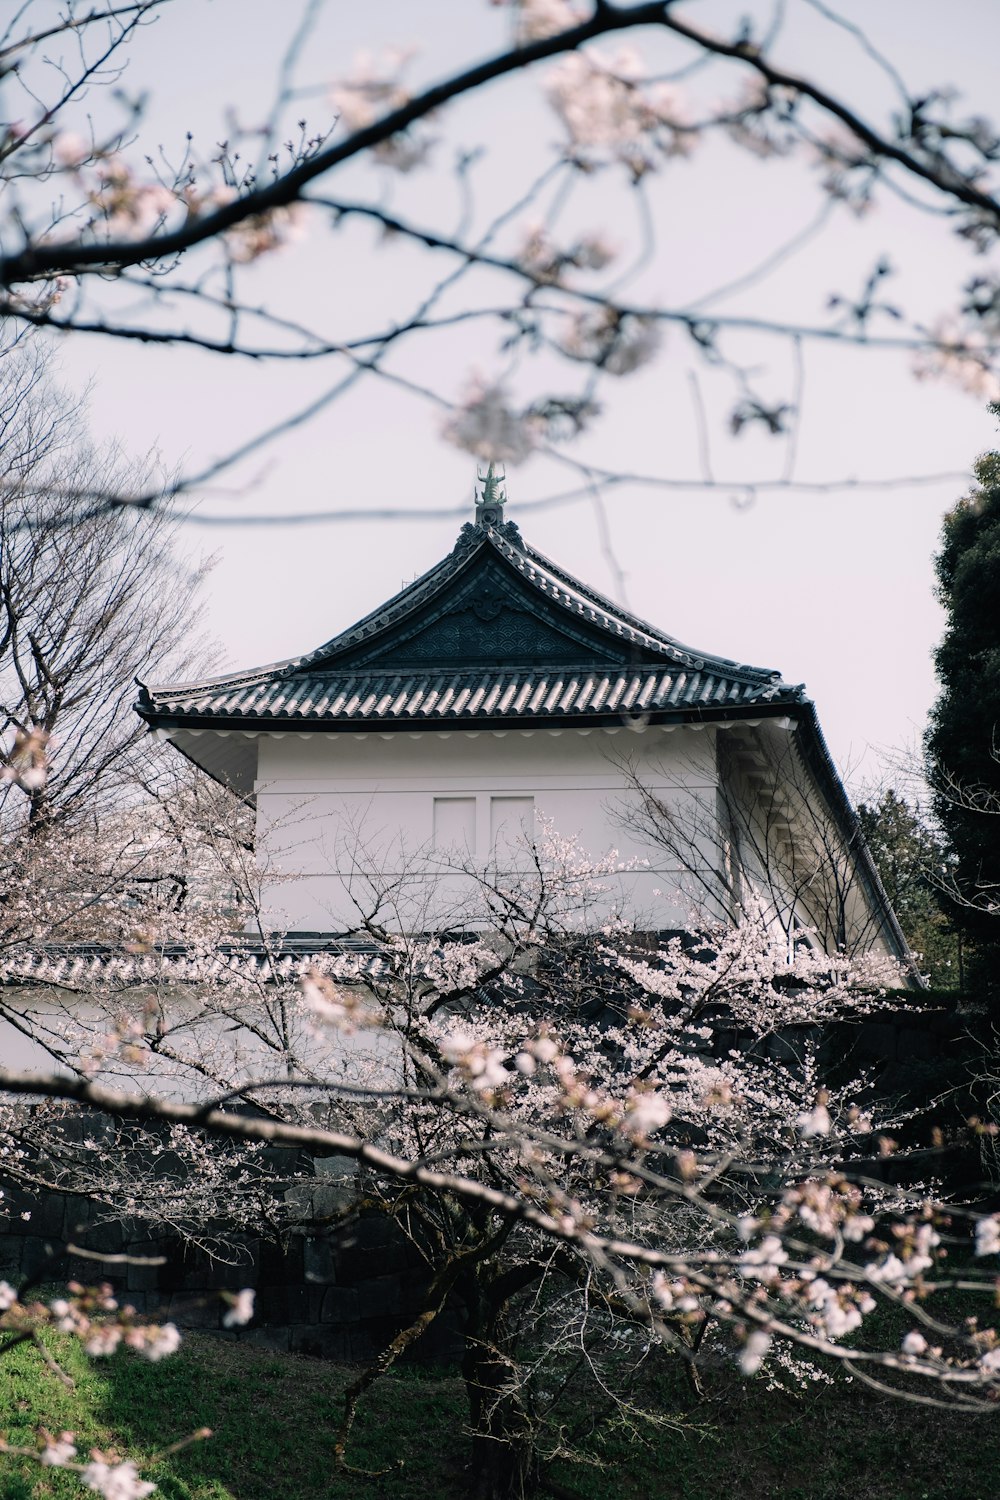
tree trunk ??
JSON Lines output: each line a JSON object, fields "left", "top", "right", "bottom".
{"left": 462, "top": 1338, "right": 539, "bottom": 1500}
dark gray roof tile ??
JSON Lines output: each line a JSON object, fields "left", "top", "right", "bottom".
{"left": 140, "top": 665, "right": 801, "bottom": 728}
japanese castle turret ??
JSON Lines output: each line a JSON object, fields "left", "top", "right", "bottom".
{"left": 136, "top": 469, "right": 909, "bottom": 960}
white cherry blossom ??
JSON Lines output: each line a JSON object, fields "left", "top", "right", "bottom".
{"left": 975, "top": 1214, "right": 1000, "bottom": 1256}
{"left": 441, "top": 375, "right": 544, "bottom": 463}
{"left": 738, "top": 1329, "right": 772, "bottom": 1375}
{"left": 40, "top": 1433, "right": 77, "bottom": 1466}
{"left": 81, "top": 1459, "right": 156, "bottom": 1500}
{"left": 223, "top": 1289, "right": 256, "bottom": 1328}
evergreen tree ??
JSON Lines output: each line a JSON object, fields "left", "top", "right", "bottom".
{"left": 856, "top": 790, "right": 961, "bottom": 989}
{"left": 926, "top": 437, "right": 1000, "bottom": 994}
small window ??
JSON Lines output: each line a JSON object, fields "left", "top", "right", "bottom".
{"left": 490, "top": 795, "right": 534, "bottom": 853}
{"left": 434, "top": 797, "right": 476, "bottom": 853}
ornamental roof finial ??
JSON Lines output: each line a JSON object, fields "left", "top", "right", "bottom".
{"left": 474, "top": 459, "right": 506, "bottom": 529}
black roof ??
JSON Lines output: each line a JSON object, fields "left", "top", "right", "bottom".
{"left": 137, "top": 520, "right": 804, "bottom": 734}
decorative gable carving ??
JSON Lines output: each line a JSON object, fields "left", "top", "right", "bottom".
{"left": 377, "top": 601, "right": 599, "bottom": 666}
{"left": 309, "top": 553, "right": 638, "bottom": 672}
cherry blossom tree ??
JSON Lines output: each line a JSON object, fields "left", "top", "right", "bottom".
{"left": 2, "top": 810, "right": 1000, "bottom": 1499}
{"left": 5, "top": 6, "right": 1000, "bottom": 1494}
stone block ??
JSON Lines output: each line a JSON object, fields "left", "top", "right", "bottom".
{"left": 320, "top": 1285, "right": 359, "bottom": 1324}
{"left": 0, "top": 1239, "right": 23, "bottom": 1277}
{"left": 353, "top": 1213, "right": 400, "bottom": 1249}
{"left": 284, "top": 1285, "right": 312, "bottom": 1325}
{"left": 207, "top": 1256, "right": 258, "bottom": 1293}
{"left": 336, "top": 1239, "right": 410, "bottom": 1282}
{"left": 62, "top": 1197, "right": 98, "bottom": 1244}
{"left": 282, "top": 1185, "right": 314, "bottom": 1221}
{"left": 174, "top": 1253, "right": 216, "bottom": 1292}
{"left": 303, "top": 1237, "right": 336, "bottom": 1284}
{"left": 2, "top": 1185, "right": 35, "bottom": 1225}
{"left": 65, "top": 1259, "right": 127, "bottom": 1296}
{"left": 125, "top": 1243, "right": 166, "bottom": 1293}
{"left": 22, "top": 1193, "right": 67, "bottom": 1240}
{"left": 256, "top": 1284, "right": 293, "bottom": 1326}
{"left": 421, "top": 1307, "right": 465, "bottom": 1363}
{"left": 401, "top": 1264, "right": 434, "bottom": 1294}
{"left": 358, "top": 1274, "right": 403, "bottom": 1321}
{"left": 311, "top": 1182, "right": 354, "bottom": 1219}
{"left": 767, "top": 1033, "right": 802, "bottom": 1064}
{"left": 22, "top": 1239, "right": 65, "bottom": 1281}
{"left": 258, "top": 1237, "right": 303, "bottom": 1285}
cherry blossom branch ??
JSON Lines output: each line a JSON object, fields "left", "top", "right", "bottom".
{"left": 3, "top": 0, "right": 1000, "bottom": 294}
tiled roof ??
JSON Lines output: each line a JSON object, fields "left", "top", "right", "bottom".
{"left": 140, "top": 663, "right": 799, "bottom": 728}
{"left": 137, "top": 526, "right": 802, "bottom": 732}
{"left": 0, "top": 941, "right": 388, "bottom": 989}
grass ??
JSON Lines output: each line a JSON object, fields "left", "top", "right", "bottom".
{"left": 0, "top": 1330, "right": 998, "bottom": 1500}
{"left": 0, "top": 1332, "right": 467, "bottom": 1499}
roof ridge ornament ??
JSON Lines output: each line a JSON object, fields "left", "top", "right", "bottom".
{"left": 475, "top": 459, "right": 506, "bottom": 528}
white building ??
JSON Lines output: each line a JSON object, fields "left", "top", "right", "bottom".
{"left": 137, "top": 470, "right": 909, "bottom": 961}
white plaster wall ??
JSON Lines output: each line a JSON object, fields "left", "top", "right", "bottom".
{"left": 0, "top": 990, "right": 402, "bottom": 1103}
{"left": 251, "top": 724, "right": 721, "bottom": 932}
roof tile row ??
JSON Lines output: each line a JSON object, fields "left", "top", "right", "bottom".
{"left": 144, "top": 665, "right": 798, "bottom": 727}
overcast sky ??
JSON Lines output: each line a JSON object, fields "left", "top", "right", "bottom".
{"left": 36, "top": 0, "right": 1000, "bottom": 789}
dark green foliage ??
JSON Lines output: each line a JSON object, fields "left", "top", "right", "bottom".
{"left": 926, "top": 439, "right": 1000, "bottom": 997}
{"left": 856, "top": 789, "right": 962, "bottom": 987}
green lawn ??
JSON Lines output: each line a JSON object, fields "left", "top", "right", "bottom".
{"left": 0, "top": 1330, "right": 997, "bottom": 1500}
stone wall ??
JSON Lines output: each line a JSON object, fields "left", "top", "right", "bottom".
{"left": 0, "top": 1141, "right": 464, "bottom": 1365}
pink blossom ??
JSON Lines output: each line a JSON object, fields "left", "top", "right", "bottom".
{"left": 529, "top": 1035, "right": 560, "bottom": 1066}
{"left": 913, "top": 317, "right": 1000, "bottom": 403}
{"left": 440, "top": 375, "right": 543, "bottom": 463}
{"left": 545, "top": 47, "right": 694, "bottom": 177}
{"left": 796, "top": 1101, "right": 832, "bottom": 1139}
{"left": 225, "top": 205, "right": 306, "bottom": 265}
{"left": 559, "top": 309, "right": 662, "bottom": 376}
{"left": 501, "top": 0, "right": 583, "bottom": 43}
{"left": 515, "top": 224, "right": 617, "bottom": 283}
{"left": 331, "top": 50, "right": 431, "bottom": 172}
{"left": 81, "top": 1459, "right": 156, "bottom": 1500}
{"left": 52, "top": 131, "right": 89, "bottom": 168}
{"left": 739, "top": 1235, "right": 788, "bottom": 1284}
{"left": 140, "top": 1322, "right": 181, "bottom": 1360}
{"left": 84, "top": 1325, "right": 122, "bottom": 1356}
{"left": 622, "top": 1088, "right": 671, "bottom": 1139}
{"left": 41, "top": 1433, "right": 77, "bottom": 1467}
{"left": 975, "top": 1214, "right": 1000, "bottom": 1257}
{"left": 738, "top": 1329, "right": 771, "bottom": 1375}
{"left": 223, "top": 1288, "right": 255, "bottom": 1328}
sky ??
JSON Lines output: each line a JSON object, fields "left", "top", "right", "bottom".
{"left": 23, "top": 0, "right": 1000, "bottom": 789}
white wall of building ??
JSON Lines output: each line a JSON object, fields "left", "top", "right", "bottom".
{"left": 251, "top": 724, "right": 722, "bottom": 933}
